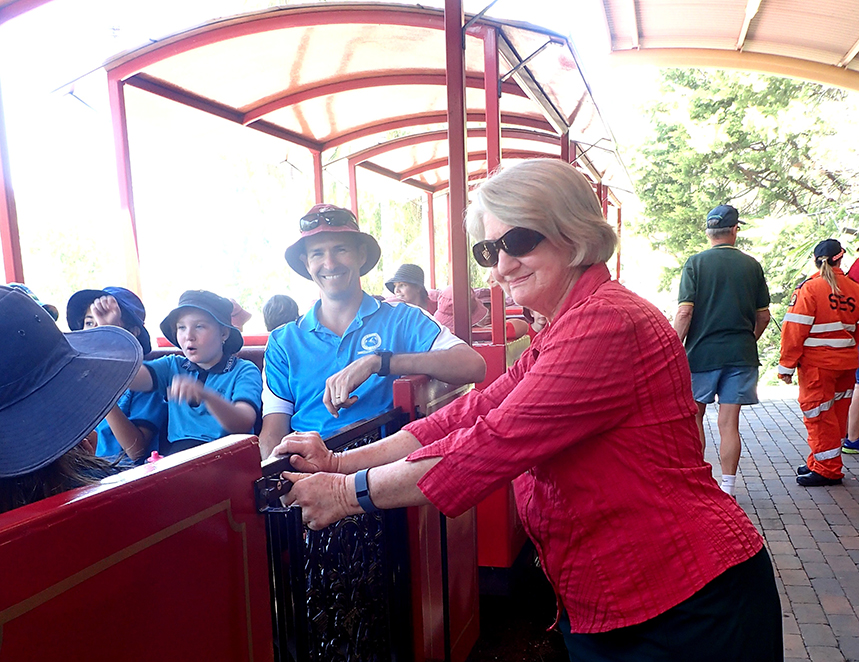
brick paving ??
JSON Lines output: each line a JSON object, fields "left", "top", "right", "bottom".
{"left": 704, "top": 387, "right": 859, "bottom": 662}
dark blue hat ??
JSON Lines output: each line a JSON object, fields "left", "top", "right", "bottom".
{"left": 160, "top": 290, "right": 244, "bottom": 356}
{"left": 706, "top": 205, "right": 743, "bottom": 229}
{"left": 0, "top": 286, "right": 142, "bottom": 477}
{"left": 66, "top": 286, "right": 151, "bottom": 355}
{"left": 813, "top": 239, "right": 845, "bottom": 262}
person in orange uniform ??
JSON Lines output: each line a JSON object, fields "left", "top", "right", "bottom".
{"left": 779, "top": 239, "right": 859, "bottom": 486}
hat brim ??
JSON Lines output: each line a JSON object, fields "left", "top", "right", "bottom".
{"left": 0, "top": 326, "right": 142, "bottom": 478}
{"left": 160, "top": 305, "right": 244, "bottom": 356}
{"left": 284, "top": 226, "right": 381, "bottom": 279}
{"left": 66, "top": 288, "right": 151, "bottom": 355}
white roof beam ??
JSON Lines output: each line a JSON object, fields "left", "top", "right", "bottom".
{"left": 736, "top": 0, "right": 762, "bottom": 51}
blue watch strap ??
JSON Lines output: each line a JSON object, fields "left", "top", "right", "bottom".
{"left": 355, "top": 468, "right": 379, "bottom": 513}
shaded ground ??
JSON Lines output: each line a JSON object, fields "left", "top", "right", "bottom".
{"left": 465, "top": 550, "right": 568, "bottom": 662}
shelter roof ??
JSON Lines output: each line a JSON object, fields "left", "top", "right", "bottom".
{"left": 101, "top": 2, "right": 629, "bottom": 198}
{"left": 600, "top": 0, "right": 859, "bottom": 93}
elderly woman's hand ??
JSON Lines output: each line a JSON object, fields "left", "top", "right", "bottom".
{"left": 271, "top": 431, "right": 342, "bottom": 473}
{"left": 281, "top": 471, "right": 360, "bottom": 530}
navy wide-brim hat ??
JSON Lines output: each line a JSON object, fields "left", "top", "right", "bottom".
{"left": 385, "top": 264, "right": 426, "bottom": 293}
{"left": 0, "top": 286, "right": 143, "bottom": 478}
{"left": 284, "top": 204, "right": 381, "bottom": 280}
{"left": 66, "top": 286, "right": 152, "bottom": 355}
{"left": 160, "top": 290, "right": 244, "bottom": 356}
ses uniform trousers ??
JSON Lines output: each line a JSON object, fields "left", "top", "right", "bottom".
{"left": 797, "top": 365, "right": 853, "bottom": 479}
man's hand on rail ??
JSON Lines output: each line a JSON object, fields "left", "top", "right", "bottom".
{"left": 280, "top": 471, "right": 359, "bottom": 531}
{"left": 271, "top": 431, "right": 342, "bottom": 473}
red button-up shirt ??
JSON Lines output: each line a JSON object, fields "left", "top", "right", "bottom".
{"left": 405, "top": 263, "right": 762, "bottom": 633}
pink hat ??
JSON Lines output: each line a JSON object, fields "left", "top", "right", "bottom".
{"left": 433, "top": 286, "right": 488, "bottom": 331}
{"left": 284, "top": 204, "right": 381, "bottom": 280}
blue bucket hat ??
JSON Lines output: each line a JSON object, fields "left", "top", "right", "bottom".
{"left": 160, "top": 290, "right": 244, "bottom": 356}
{"left": 67, "top": 286, "right": 151, "bottom": 355}
{"left": 0, "top": 286, "right": 142, "bottom": 477}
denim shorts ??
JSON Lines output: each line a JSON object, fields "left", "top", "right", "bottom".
{"left": 691, "top": 365, "right": 759, "bottom": 405}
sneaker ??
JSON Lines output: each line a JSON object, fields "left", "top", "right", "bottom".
{"left": 796, "top": 471, "right": 842, "bottom": 487}
{"left": 842, "top": 438, "right": 859, "bottom": 454}
{"left": 796, "top": 464, "right": 812, "bottom": 476}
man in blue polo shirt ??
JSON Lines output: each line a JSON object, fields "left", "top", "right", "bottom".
{"left": 259, "top": 204, "right": 486, "bottom": 458}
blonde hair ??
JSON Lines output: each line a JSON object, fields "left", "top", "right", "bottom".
{"left": 465, "top": 159, "right": 617, "bottom": 267}
{"left": 817, "top": 257, "right": 841, "bottom": 294}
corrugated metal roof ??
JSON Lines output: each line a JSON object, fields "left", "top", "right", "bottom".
{"left": 601, "top": 0, "right": 859, "bottom": 91}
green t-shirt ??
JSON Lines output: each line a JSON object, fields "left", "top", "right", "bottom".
{"left": 678, "top": 245, "right": 770, "bottom": 373}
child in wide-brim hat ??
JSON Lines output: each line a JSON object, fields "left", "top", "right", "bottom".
{"left": 67, "top": 286, "right": 166, "bottom": 463}
{"left": 0, "top": 286, "right": 141, "bottom": 513}
{"left": 128, "top": 290, "right": 263, "bottom": 455}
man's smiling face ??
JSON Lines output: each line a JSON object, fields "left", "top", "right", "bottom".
{"left": 301, "top": 233, "right": 367, "bottom": 302}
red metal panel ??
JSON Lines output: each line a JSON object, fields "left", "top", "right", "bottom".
{"left": 242, "top": 73, "right": 526, "bottom": 125}
{"left": 106, "top": 74, "right": 142, "bottom": 293}
{"left": 325, "top": 111, "right": 554, "bottom": 150}
{"left": 0, "top": 0, "right": 50, "bottom": 24}
{"left": 348, "top": 158, "right": 359, "bottom": 217}
{"left": 446, "top": 0, "right": 472, "bottom": 346}
{"left": 312, "top": 150, "right": 324, "bottom": 204}
{"left": 0, "top": 436, "right": 273, "bottom": 661}
{"left": 427, "top": 191, "right": 437, "bottom": 289}
{"left": 616, "top": 205, "right": 622, "bottom": 280}
{"left": 0, "top": 81, "right": 24, "bottom": 282}
{"left": 560, "top": 129, "right": 570, "bottom": 162}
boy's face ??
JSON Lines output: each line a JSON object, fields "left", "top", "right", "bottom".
{"left": 301, "top": 233, "right": 367, "bottom": 302}
{"left": 175, "top": 310, "right": 229, "bottom": 369}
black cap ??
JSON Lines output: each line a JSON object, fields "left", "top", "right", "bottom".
{"left": 706, "top": 205, "right": 743, "bottom": 229}
{"left": 814, "top": 239, "right": 844, "bottom": 262}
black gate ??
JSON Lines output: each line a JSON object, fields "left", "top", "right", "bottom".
{"left": 256, "top": 409, "right": 413, "bottom": 662}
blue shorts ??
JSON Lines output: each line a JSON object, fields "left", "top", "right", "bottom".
{"left": 691, "top": 366, "right": 759, "bottom": 405}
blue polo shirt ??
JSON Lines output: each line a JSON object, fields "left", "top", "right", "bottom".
{"left": 264, "top": 293, "right": 458, "bottom": 438}
{"left": 144, "top": 353, "right": 262, "bottom": 452}
{"left": 95, "top": 388, "right": 167, "bottom": 462}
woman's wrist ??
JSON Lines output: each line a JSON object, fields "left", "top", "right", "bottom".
{"left": 353, "top": 468, "right": 379, "bottom": 513}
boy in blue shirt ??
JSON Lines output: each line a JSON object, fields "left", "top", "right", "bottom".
{"left": 67, "top": 286, "right": 167, "bottom": 463}
{"left": 130, "top": 290, "right": 263, "bottom": 455}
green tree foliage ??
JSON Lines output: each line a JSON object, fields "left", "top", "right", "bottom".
{"left": 633, "top": 69, "right": 859, "bottom": 379}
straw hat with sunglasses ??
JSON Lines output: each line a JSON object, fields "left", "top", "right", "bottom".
{"left": 285, "top": 204, "right": 381, "bottom": 279}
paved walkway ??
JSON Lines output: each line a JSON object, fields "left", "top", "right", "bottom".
{"left": 704, "top": 389, "right": 859, "bottom": 662}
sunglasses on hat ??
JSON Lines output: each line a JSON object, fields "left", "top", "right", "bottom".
{"left": 299, "top": 208, "right": 359, "bottom": 233}
{"left": 472, "top": 227, "right": 545, "bottom": 268}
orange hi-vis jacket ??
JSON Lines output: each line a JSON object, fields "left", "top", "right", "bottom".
{"left": 779, "top": 269, "right": 859, "bottom": 376}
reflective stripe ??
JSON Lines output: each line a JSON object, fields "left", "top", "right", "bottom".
{"left": 814, "top": 447, "right": 843, "bottom": 461}
{"left": 784, "top": 312, "right": 814, "bottom": 325}
{"left": 778, "top": 364, "right": 795, "bottom": 375}
{"left": 810, "top": 322, "right": 855, "bottom": 333}
{"left": 802, "top": 398, "right": 834, "bottom": 419}
{"left": 803, "top": 338, "right": 856, "bottom": 348}
{"left": 835, "top": 389, "right": 853, "bottom": 401}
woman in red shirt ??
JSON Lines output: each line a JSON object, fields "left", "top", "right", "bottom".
{"left": 276, "top": 159, "right": 782, "bottom": 661}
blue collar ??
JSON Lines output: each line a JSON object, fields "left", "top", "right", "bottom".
{"left": 300, "top": 292, "right": 382, "bottom": 337}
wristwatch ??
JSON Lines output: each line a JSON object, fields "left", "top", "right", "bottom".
{"left": 355, "top": 468, "right": 379, "bottom": 513}
{"left": 374, "top": 349, "right": 393, "bottom": 376}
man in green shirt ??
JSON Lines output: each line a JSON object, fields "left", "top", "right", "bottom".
{"left": 674, "top": 205, "right": 771, "bottom": 496}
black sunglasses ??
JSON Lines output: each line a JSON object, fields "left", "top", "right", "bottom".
{"left": 472, "top": 227, "right": 545, "bottom": 267}
{"left": 299, "top": 209, "right": 359, "bottom": 233}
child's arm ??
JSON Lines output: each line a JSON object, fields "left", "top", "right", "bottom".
{"left": 129, "top": 364, "right": 154, "bottom": 392}
{"left": 168, "top": 375, "right": 257, "bottom": 433}
{"left": 104, "top": 406, "right": 156, "bottom": 461}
